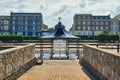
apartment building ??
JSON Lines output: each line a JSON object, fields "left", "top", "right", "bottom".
{"left": 10, "top": 12, "right": 43, "bottom": 36}
{"left": 110, "top": 18, "right": 120, "bottom": 34}
{"left": 0, "top": 16, "right": 10, "bottom": 34}
{"left": 71, "top": 14, "right": 111, "bottom": 36}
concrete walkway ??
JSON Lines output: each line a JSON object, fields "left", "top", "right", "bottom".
{"left": 18, "top": 60, "right": 90, "bottom": 80}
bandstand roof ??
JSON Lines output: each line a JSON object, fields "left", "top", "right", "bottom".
{"left": 41, "top": 21, "right": 78, "bottom": 39}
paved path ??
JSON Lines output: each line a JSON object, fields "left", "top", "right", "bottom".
{"left": 18, "top": 60, "right": 90, "bottom": 80}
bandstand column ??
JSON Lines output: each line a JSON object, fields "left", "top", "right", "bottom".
{"left": 51, "top": 39, "right": 53, "bottom": 59}
{"left": 40, "top": 39, "right": 43, "bottom": 63}
{"left": 66, "top": 39, "right": 69, "bottom": 59}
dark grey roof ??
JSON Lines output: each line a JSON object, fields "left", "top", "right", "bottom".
{"left": 42, "top": 21, "right": 78, "bottom": 39}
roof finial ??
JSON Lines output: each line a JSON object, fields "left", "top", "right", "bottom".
{"left": 58, "top": 17, "right": 61, "bottom": 22}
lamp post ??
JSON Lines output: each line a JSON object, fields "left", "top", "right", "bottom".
{"left": 117, "top": 36, "right": 120, "bottom": 53}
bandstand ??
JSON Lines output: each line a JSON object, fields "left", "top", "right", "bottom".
{"left": 39, "top": 19, "right": 80, "bottom": 61}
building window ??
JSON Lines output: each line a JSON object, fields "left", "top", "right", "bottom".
{"left": 83, "top": 32, "right": 85, "bottom": 35}
{"left": 87, "top": 21, "right": 90, "bottom": 25}
{"left": 100, "top": 22, "right": 103, "bottom": 25}
{"left": 111, "top": 21, "right": 113, "bottom": 25}
{"left": 29, "top": 27, "right": 33, "bottom": 30}
{"left": 13, "top": 16, "right": 16, "bottom": 19}
{"left": 38, "top": 27, "right": 41, "bottom": 30}
{"left": 21, "top": 21, "right": 23, "bottom": 24}
{"left": 92, "top": 22, "right": 94, "bottom": 25}
{"left": 94, "top": 17, "right": 98, "bottom": 20}
{"left": 38, "top": 21, "right": 40, "bottom": 24}
{"left": 13, "top": 26, "right": 15, "bottom": 30}
{"left": 4, "top": 26, "right": 8, "bottom": 31}
{"left": 33, "top": 27, "right": 35, "bottom": 30}
{"left": 18, "top": 16, "right": 21, "bottom": 20}
{"left": 96, "top": 26, "right": 98, "bottom": 30}
{"left": 100, "top": 27, "right": 103, "bottom": 30}
{"left": 88, "top": 26, "right": 90, "bottom": 30}
{"left": 17, "top": 32, "right": 23, "bottom": 35}
{"left": 33, "top": 32, "right": 35, "bottom": 36}
{"left": 113, "top": 27, "right": 116, "bottom": 31}
{"left": 96, "top": 17, "right": 98, "bottom": 20}
{"left": 83, "top": 21, "right": 86, "bottom": 25}
{"left": 96, "top": 22, "right": 99, "bottom": 25}
{"left": 92, "top": 17, "right": 94, "bottom": 20}
{"left": 105, "top": 17, "right": 108, "bottom": 19}
{"left": 105, "top": 26, "right": 108, "bottom": 30}
{"left": 25, "top": 16, "right": 28, "bottom": 19}
{"left": 111, "top": 27, "right": 113, "bottom": 31}
{"left": 105, "top": 22, "right": 109, "bottom": 25}
{"left": 100, "top": 17, "right": 103, "bottom": 19}
{"left": 88, "top": 16, "right": 90, "bottom": 20}
{"left": 18, "top": 26, "right": 23, "bottom": 30}
{"left": 21, "top": 26, "right": 23, "bottom": 29}
{"left": 98, "top": 17, "right": 100, "bottom": 19}
{"left": 116, "top": 27, "right": 119, "bottom": 31}
{"left": 78, "top": 16, "right": 80, "bottom": 19}
{"left": 83, "top": 27, "right": 86, "bottom": 30}
{"left": 13, "top": 32, "right": 15, "bottom": 35}
{"left": 92, "top": 27, "right": 94, "bottom": 30}
{"left": 116, "top": 22, "right": 118, "bottom": 25}
{"left": 25, "top": 32, "right": 28, "bottom": 36}
{"left": 25, "top": 21, "right": 28, "bottom": 24}
{"left": 83, "top": 16, "right": 86, "bottom": 19}
{"left": 25, "top": 26, "right": 28, "bottom": 30}
{"left": 114, "top": 27, "right": 116, "bottom": 31}
{"left": 15, "top": 26, "right": 17, "bottom": 30}
{"left": 4, "top": 21, "right": 8, "bottom": 24}
{"left": 77, "top": 22, "right": 80, "bottom": 25}
{"left": 12, "top": 21, "right": 15, "bottom": 24}
{"left": 21, "top": 16, "right": 23, "bottom": 19}
{"left": 18, "top": 21, "right": 20, "bottom": 24}
{"left": 33, "top": 21, "right": 35, "bottom": 24}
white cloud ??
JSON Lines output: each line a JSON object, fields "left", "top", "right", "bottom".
{"left": 0, "top": 0, "right": 120, "bottom": 30}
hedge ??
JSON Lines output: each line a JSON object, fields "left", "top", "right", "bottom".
{"left": 0, "top": 35, "right": 24, "bottom": 42}
{"left": 98, "top": 34, "right": 119, "bottom": 42}
{"left": 0, "top": 35, "right": 41, "bottom": 42}
{"left": 75, "top": 35, "right": 97, "bottom": 40}
{"left": 97, "top": 34, "right": 107, "bottom": 42}
{"left": 24, "top": 36, "right": 40, "bottom": 40}
{"left": 75, "top": 34, "right": 119, "bottom": 42}
{"left": 0, "top": 34, "right": 119, "bottom": 43}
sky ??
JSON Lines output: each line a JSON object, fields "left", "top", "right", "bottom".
{"left": 0, "top": 0, "right": 120, "bottom": 30}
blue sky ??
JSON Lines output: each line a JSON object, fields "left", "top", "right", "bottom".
{"left": 0, "top": 0, "right": 120, "bottom": 30}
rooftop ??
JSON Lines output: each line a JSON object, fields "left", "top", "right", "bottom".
{"left": 42, "top": 21, "right": 78, "bottom": 39}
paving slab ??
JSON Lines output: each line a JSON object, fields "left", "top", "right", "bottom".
{"left": 18, "top": 60, "right": 90, "bottom": 80}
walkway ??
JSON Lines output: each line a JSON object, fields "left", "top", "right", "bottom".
{"left": 18, "top": 60, "right": 90, "bottom": 80}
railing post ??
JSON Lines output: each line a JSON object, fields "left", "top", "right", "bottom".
{"left": 39, "top": 39, "right": 43, "bottom": 63}
{"left": 96, "top": 44, "right": 98, "bottom": 47}
{"left": 77, "top": 39, "right": 79, "bottom": 59}
{"left": 51, "top": 39, "right": 52, "bottom": 59}
{"left": 117, "top": 44, "right": 119, "bottom": 53}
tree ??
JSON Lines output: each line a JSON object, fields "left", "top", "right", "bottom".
{"left": 101, "top": 29, "right": 108, "bottom": 34}
{"left": 48, "top": 27, "right": 54, "bottom": 31}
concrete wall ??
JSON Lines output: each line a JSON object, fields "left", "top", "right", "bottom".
{"left": 80, "top": 45, "right": 120, "bottom": 80}
{"left": 0, "top": 44, "right": 36, "bottom": 80}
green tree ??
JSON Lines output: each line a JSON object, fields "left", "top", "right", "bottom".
{"left": 48, "top": 27, "right": 54, "bottom": 31}
{"left": 101, "top": 29, "right": 108, "bottom": 34}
